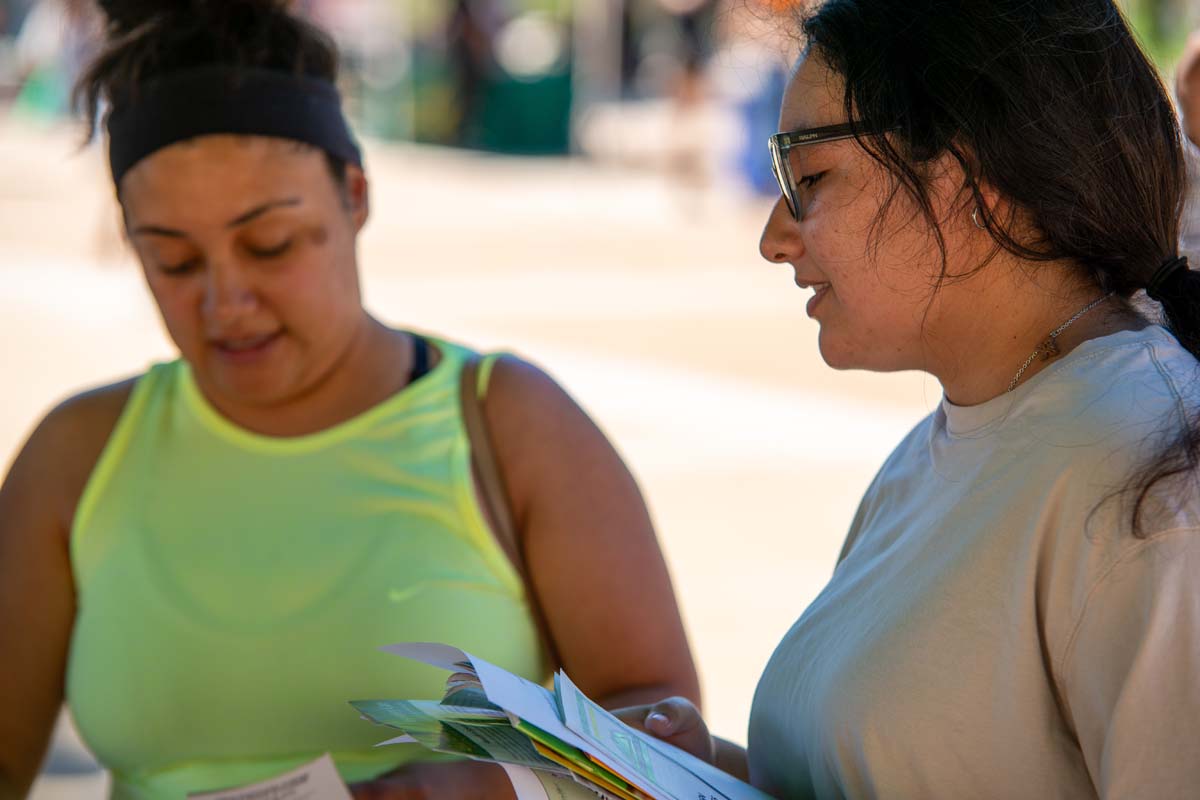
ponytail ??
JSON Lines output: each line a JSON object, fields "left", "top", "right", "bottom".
{"left": 1131, "top": 256, "right": 1200, "bottom": 537}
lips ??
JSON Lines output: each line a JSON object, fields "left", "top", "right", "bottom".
{"left": 214, "top": 331, "right": 277, "bottom": 350}
{"left": 209, "top": 330, "right": 283, "bottom": 360}
{"left": 804, "top": 282, "right": 831, "bottom": 317}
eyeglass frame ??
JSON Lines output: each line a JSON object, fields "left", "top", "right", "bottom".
{"left": 768, "top": 122, "right": 894, "bottom": 221}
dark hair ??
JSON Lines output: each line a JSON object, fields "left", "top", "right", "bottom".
{"left": 798, "top": 0, "right": 1197, "bottom": 537}
{"left": 77, "top": 0, "right": 347, "bottom": 184}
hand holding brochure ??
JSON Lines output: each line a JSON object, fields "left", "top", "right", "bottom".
{"left": 350, "top": 643, "right": 776, "bottom": 800}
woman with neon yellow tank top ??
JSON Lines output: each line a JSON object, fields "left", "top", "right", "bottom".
{"left": 0, "top": 2, "right": 699, "bottom": 797}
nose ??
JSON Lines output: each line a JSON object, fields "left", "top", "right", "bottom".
{"left": 202, "top": 260, "right": 258, "bottom": 324}
{"left": 759, "top": 196, "right": 803, "bottom": 265}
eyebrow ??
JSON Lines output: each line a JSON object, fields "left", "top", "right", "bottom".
{"left": 129, "top": 197, "right": 303, "bottom": 238}
{"left": 226, "top": 197, "right": 302, "bottom": 228}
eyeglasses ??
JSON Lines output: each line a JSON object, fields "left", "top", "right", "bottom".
{"left": 768, "top": 122, "right": 891, "bottom": 221}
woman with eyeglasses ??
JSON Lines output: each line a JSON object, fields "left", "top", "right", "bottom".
{"left": 621, "top": 1, "right": 1200, "bottom": 797}
{"left": 0, "top": 1, "right": 699, "bottom": 798}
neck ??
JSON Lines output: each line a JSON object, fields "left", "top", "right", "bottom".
{"left": 927, "top": 263, "right": 1141, "bottom": 406}
{"left": 206, "top": 315, "right": 412, "bottom": 437}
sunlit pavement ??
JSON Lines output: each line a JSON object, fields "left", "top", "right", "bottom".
{"left": 2, "top": 118, "right": 935, "bottom": 798}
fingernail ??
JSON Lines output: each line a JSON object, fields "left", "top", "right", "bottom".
{"left": 647, "top": 712, "right": 670, "bottom": 729}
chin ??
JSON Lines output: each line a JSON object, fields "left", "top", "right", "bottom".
{"left": 816, "top": 332, "right": 907, "bottom": 373}
{"left": 815, "top": 332, "right": 861, "bottom": 371}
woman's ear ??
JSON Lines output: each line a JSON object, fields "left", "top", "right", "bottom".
{"left": 975, "top": 176, "right": 1004, "bottom": 221}
{"left": 343, "top": 164, "right": 370, "bottom": 232}
{"left": 927, "top": 148, "right": 998, "bottom": 227}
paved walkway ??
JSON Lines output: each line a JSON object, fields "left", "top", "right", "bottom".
{"left": 0, "top": 120, "right": 935, "bottom": 798}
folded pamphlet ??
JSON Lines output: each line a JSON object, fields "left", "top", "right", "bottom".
{"left": 350, "top": 642, "right": 776, "bottom": 800}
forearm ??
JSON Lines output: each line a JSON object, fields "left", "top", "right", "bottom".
{"left": 713, "top": 738, "right": 750, "bottom": 782}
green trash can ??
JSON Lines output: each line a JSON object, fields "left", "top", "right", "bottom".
{"left": 471, "top": 67, "right": 572, "bottom": 155}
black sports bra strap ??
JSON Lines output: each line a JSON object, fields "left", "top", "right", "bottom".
{"left": 410, "top": 334, "right": 431, "bottom": 383}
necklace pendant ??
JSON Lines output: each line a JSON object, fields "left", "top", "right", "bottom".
{"left": 1006, "top": 292, "right": 1113, "bottom": 394}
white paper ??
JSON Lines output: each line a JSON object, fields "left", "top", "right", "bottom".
{"left": 380, "top": 642, "right": 472, "bottom": 672}
{"left": 187, "top": 754, "right": 352, "bottom": 800}
{"left": 638, "top": 733, "right": 775, "bottom": 800}
{"left": 381, "top": 643, "right": 591, "bottom": 752}
{"left": 375, "top": 734, "right": 418, "bottom": 746}
{"left": 557, "top": 672, "right": 774, "bottom": 800}
{"left": 501, "top": 764, "right": 607, "bottom": 800}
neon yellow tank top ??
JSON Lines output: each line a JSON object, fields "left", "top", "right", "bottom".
{"left": 66, "top": 338, "right": 544, "bottom": 799}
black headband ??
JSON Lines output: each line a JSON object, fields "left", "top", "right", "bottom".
{"left": 106, "top": 65, "right": 362, "bottom": 187}
{"left": 1146, "top": 255, "right": 1189, "bottom": 302}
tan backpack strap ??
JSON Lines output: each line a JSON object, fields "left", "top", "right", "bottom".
{"left": 459, "top": 353, "right": 562, "bottom": 672}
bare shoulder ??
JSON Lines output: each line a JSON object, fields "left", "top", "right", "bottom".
{"left": 482, "top": 353, "right": 634, "bottom": 520}
{"left": 42, "top": 378, "right": 138, "bottom": 436}
{"left": 484, "top": 354, "right": 578, "bottom": 422}
{"left": 483, "top": 355, "right": 602, "bottom": 462}
{"left": 5, "top": 377, "right": 139, "bottom": 534}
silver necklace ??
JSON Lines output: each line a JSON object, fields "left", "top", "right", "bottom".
{"left": 1006, "top": 293, "right": 1113, "bottom": 393}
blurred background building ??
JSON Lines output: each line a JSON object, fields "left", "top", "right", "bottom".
{"left": 2, "top": 0, "right": 1196, "bottom": 191}
{"left": 0, "top": 0, "right": 807, "bottom": 198}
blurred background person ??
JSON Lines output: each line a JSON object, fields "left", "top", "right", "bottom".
{"left": 659, "top": 0, "right": 719, "bottom": 214}
{"left": 1177, "top": 29, "right": 1200, "bottom": 262}
{"left": 6, "top": 0, "right": 98, "bottom": 121}
{"left": 444, "top": 0, "right": 492, "bottom": 146}
{"left": 0, "top": 0, "right": 34, "bottom": 103}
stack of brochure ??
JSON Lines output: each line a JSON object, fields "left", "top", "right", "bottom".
{"left": 350, "top": 643, "right": 775, "bottom": 800}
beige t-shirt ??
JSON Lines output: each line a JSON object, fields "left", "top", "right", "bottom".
{"left": 748, "top": 326, "right": 1200, "bottom": 799}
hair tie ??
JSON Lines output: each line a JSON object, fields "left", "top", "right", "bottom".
{"left": 1146, "top": 255, "right": 1189, "bottom": 302}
